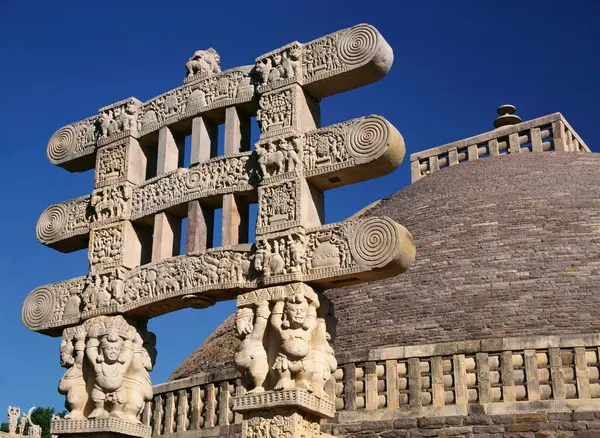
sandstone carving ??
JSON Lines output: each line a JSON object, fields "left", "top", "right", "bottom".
{"left": 25, "top": 216, "right": 414, "bottom": 333}
{"left": 185, "top": 49, "right": 221, "bottom": 79}
{"left": 233, "top": 283, "right": 336, "bottom": 403}
{"left": 4, "top": 407, "right": 43, "bottom": 437}
{"left": 234, "top": 302, "right": 270, "bottom": 393}
{"left": 8, "top": 406, "right": 20, "bottom": 434}
{"left": 27, "top": 22, "right": 407, "bottom": 438}
{"left": 57, "top": 316, "right": 155, "bottom": 424}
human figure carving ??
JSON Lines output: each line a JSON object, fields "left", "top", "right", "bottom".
{"left": 63, "top": 287, "right": 82, "bottom": 317}
{"left": 234, "top": 302, "right": 270, "bottom": 393}
{"left": 120, "top": 330, "right": 155, "bottom": 422}
{"left": 271, "top": 294, "right": 318, "bottom": 390}
{"left": 86, "top": 317, "right": 136, "bottom": 419}
{"left": 58, "top": 329, "right": 88, "bottom": 419}
{"left": 284, "top": 138, "right": 301, "bottom": 172}
{"left": 19, "top": 411, "right": 27, "bottom": 436}
{"left": 310, "top": 317, "right": 337, "bottom": 398}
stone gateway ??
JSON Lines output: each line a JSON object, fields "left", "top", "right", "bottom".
{"left": 24, "top": 24, "right": 415, "bottom": 438}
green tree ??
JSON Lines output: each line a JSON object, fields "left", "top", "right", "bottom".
{"left": 0, "top": 422, "right": 8, "bottom": 433}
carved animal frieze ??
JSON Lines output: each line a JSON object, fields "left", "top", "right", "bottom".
{"left": 25, "top": 216, "right": 414, "bottom": 334}
{"left": 98, "top": 98, "right": 142, "bottom": 144}
{"left": 255, "top": 43, "right": 303, "bottom": 92}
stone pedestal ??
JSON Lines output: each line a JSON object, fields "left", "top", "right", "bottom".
{"left": 234, "top": 389, "right": 334, "bottom": 438}
{"left": 51, "top": 418, "right": 151, "bottom": 438}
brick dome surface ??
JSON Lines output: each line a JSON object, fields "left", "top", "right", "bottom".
{"left": 170, "top": 152, "right": 600, "bottom": 380}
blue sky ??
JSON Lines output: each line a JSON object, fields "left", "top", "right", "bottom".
{"left": 0, "top": 0, "right": 598, "bottom": 412}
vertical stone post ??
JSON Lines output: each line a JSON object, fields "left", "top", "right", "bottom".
{"left": 408, "top": 358, "right": 422, "bottom": 408}
{"left": 549, "top": 348, "right": 566, "bottom": 400}
{"left": 524, "top": 350, "right": 540, "bottom": 401}
{"left": 189, "top": 386, "right": 203, "bottom": 430}
{"left": 191, "top": 116, "right": 218, "bottom": 164}
{"left": 344, "top": 364, "right": 357, "bottom": 411}
{"left": 574, "top": 347, "right": 591, "bottom": 399}
{"left": 386, "top": 359, "right": 400, "bottom": 408}
{"left": 222, "top": 106, "right": 250, "bottom": 246}
{"left": 476, "top": 352, "right": 491, "bottom": 404}
{"left": 530, "top": 127, "right": 543, "bottom": 152}
{"left": 153, "top": 126, "right": 182, "bottom": 261}
{"left": 552, "top": 120, "right": 568, "bottom": 152}
{"left": 453, "top": 354, "right": 468, "bottom": 405}
{"left": 501, "top": 351, "right": 516, "bottom": 402}
{"left": 187, "top": 116, "right": 217, "bottom": 253}
{"left": 431, "top": 356, "right": 445, "bottom": 407}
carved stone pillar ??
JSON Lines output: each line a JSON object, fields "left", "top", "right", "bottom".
{"left": 232, "top": 283, "right": 336, "bottom": 437}
{"left": 52, "top": 315, "right": 156, "bottom": 438}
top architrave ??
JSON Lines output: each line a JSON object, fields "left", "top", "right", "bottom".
{"left": 46, "top": 24, "right": 393, "bottom": 172}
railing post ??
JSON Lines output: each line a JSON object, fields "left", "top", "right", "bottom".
{"left": 501, "top": 351, "right": 516, "bottom": 402}
{"left": 476, "top": 353, "right": 491, "bottom": 404}
{"left": 530, "top": 127, "right": 543, "bottom": 152}
{"left": 176, "top": 389, "right": 189, "bottom": 432}
{"left": 386, "top": 359, "right": 399, "bottom": 408}
{"left": 152, "top": 395, "right": 164, "bottom": 437}
{"left": 575, "top": 347, "right": 591, "bottom": 399}
{"left": 343, "top": 363, "right": 357, "bottom": 411}
{"left": 365, "top": 361, "right": 378, "bottom": 410}
{"left": 524, "top": 350, "right": 540, "bottom": 401}
{"left": 453, "top": 354, "right": 468, "bottom": 405}
{"left": 549, "top": 348, "right": 566, "bottom": 400}
{"left": 552, "top": 120, "right": 568, "bottom": 152}
{"left": 431, "top": 356, "right": 444, "bottom": 407}
{"left": 205, "top": 383, "right": 217, "bottom": 428}
{"left": 218, "top": 381, "right": 231, "bottom": 425}
{"left": 163, "top": 392, "right": 175, "bottom": 434}
{"left": 189, "top": 386, "right": 204, "bottom": 430}
{"left": 408, "top": 358, "right": 422, "bottom": 408}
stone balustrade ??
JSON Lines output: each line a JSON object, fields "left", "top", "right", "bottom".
{"left": 145, "top": 369, "right": 243, "bottom": 437}
{"left": 410, "top": 113, "right": 590, "bottom": 183}
{"left": 144, "top": 334, "right": 600, "bottom": 437}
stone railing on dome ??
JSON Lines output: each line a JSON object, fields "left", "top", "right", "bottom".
{"left": 410, "top": 112, "right": 591, "bottom": 183}
{"left": 144, "top": 333, "right": 600, "bottom": 437}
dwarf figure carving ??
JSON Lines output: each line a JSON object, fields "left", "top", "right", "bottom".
{"left": 234, "top": 301, "right": 270, "bottom": 393}
{"left": 120, "top": 330, "right": 155, "bottom": 422}
{"left": 85, "top": 317, "right": 136, "bottom": 419}
{"left": 58, "top": 328, "right": 88, "bottom": 419}
{"left": 310, "top": 316, "right": 337, "bottom": 398}
{"left": 271, "top": 293, "right": 318, "bottom": 390}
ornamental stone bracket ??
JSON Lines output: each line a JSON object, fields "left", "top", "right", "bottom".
{"left": 24, "top": 23, "right": 414, "bottom": 438}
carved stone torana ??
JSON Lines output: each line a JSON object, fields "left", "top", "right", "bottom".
{"left": 25, "top": 22, "right": 411, "bottom": 438}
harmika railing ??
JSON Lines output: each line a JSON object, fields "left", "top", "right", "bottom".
{"left": 410, "top": 113, "right": 590, "bottom": 183}
{"left": 145, "top": 334, "right": 600, "bottom": 435}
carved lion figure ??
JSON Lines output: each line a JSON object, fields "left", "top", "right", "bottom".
{"left": 185, "top": 48, "right": 221, "bottom": 77}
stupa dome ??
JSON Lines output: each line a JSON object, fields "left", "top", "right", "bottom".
{"left": 170, "top": 151, "right": 600, "bottom": 380}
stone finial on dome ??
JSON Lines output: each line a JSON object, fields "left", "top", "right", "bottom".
{"left": 493, "top": 104, "right": 522, "bottom": 129}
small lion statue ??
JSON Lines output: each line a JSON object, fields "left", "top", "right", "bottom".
{"left": 185, "top": 48, "right": 221, "bottom": 77}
